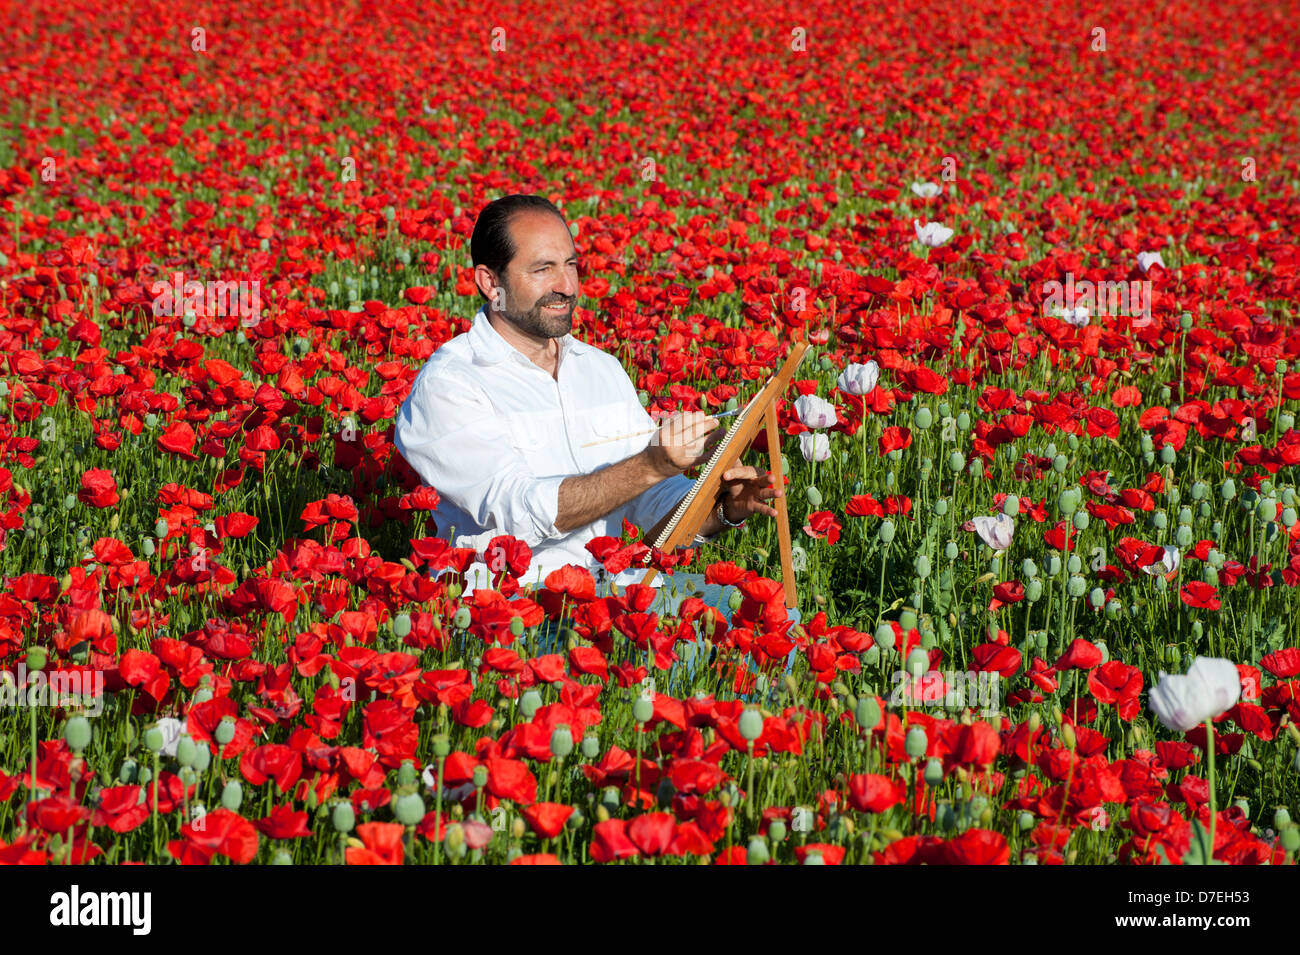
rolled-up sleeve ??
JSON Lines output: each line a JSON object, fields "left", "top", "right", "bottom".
{"left": 393, "top": 373, "right": 565, "bottom": 548}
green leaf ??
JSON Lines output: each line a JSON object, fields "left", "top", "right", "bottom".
{"left": 1182, "top": 820, "right": 1223, "bottom": 865}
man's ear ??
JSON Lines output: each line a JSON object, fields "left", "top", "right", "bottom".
{"left": 474, "top": 264, "right": 505, "bottom": 309}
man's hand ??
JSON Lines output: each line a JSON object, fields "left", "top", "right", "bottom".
{"left": 644, "top": 411, "right": 722, "bottom": 477}
{"left": 719, "top": 465, "right": 783, "bottom": 523}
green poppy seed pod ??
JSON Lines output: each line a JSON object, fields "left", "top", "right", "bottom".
{"left": 728, "top": 589, "right": 745, "bottom": 612}
{"left": 154, "top": 518, "right": 168, "bottom": 538}
{"left": 1283, "top": 507, "right": 1298, "bottom": 528}
{"left": 215, "top": 717, "right": 236, "bottom": 746}
{"left": 878, "top": 520, "right": 896, "bottom": 544}
{"left": 221, "top": 780, "right": 243, "bottom": 811}
{"left": 1153, "top": 575, "right": 1168, "bottom": 593}
{"left": 1165, "top": 645, "right": 1181, "bottom": 667}
{"left": 1190, "top": 481, "right": 1207, "bottom": 501}
{"left": 452, "top": 607, "right": 472, "bottom": 630}
{"left": 1283, "top": 828, "right": 1300, "bottom": 853}
{"left": 886, "top": 467, "right": 898, "bottom": 483}
{"left": 1233, "top": 798, "right": 1250, "bottom": 820}
{"left": 856, "top": 696, "right": 881, "bottom": 730}
{"left": 1167, "top": 485, "right": 1180, "bottom": 506}
{"left": 935, "top": 801, "right": 956, "bottom": 831}
{"left": 394, "top": 792, "right": 425, "bottom": 826}
{"left": 270, "top": 849, "right": 293, "bottom": 865}
{"left": 968, "top": 459, "right": 984, "bottom": 479}
{"left": 1152, "top": 510, "right": 1168, "bottom": 531}
{"left": 913, "top": 555, "right": 931, "bottom": 579}
{"left": 519, "top": 689, "right": 542, "bottom": 720}
{"left": 192, "top": 688, "right": 214, "bottom": 705}
{"left": 1202, "top": 565, "right": 1219, "bottom": 586}
{"left": 1045, "top": 553, "right": 1062, "bottom": 577}
{"left": 432, "top": 734, "right": 451, "bottom": 759}
{"left": 956, "top": 411, "right": 971, "bottom": 431}
{"left": 1057, "top": 489, "right": 1078, "bottom": 516}
{"left": 550, "top": 724, "right": 574, "bottom": 759}
{"left": 739, "top": 707, "right": 764, "bottom": 741}
{"left": 118, "top": 759, "right": 138, "bottom": 784}
{"left": 1067, "top": 575, "right": 1087, "bottom": 598}
{"left": 769, "top": 819, "right": 788, "bottom": 842}
{"left": 923, "top": 758, "right": 943, "bottom": 786}
{"left": 1191, "top": 620, "right": 1203, "bottom": 640}
{"left": 1001, "top": 496, "right": 1020, "bottom": 517}
{"left": 472, "top": 765, "right": 489, "bottom": 789}
{"left": 914, "top": 406, "right": 933, "bottom": 430}
{"left": 638, "top": 390, "right": 650, "bottom": 407}
{"left": 746, "top": 836, "right": 771, "bottom": 865}
{"left": 138, "top": 767, "right": 153, "bottom": 784}
{"left": 508, "top": 615, "right": 525, "bottom": 638}
{"left": 392, "top": 613, "right": 411, "bottom": 638}
{"left": 26, "top": 646, "right": 47, "bottom": 672}
{"left": 1273, "top": 808, "right": 1291, "bottom": 829}
{"left": 633, "top": 696, "right": 654, "bottom": 723}
{"left": 803, "top": 851, "right": 827, "bottom": 865}
{"left": 874, "top": 622, "right": 896, "bottom": 651}
{"left": 1026, "top": 578, "right": 1044, "bottom": 602}
{"left": 1259, "top": 499, "right": 1278, "bottom": 523}
{"left": 861, "top": 645, "right": 881, "bottom": 666}
{"left": 599, "top": 787, "right": 621, "bottom": 815}
{"left": 1280, "top": 413, "right": 1296, "bottom": 432}
{"left": 1207, "top": 548, "right": 1224, "bottom": 568}
{"left": 947, "top": 451, "right": 966, "bottom": 473}
{"left": 1140, "top": 434, "right": 1154, "bottom": 453}
{"left": 332, "top": 802, "right": 355, "bottom": 833}
{"left": 61, "top": 715, "right": 92, "bottom": 754}
{"left": 567, "top": 808, "right": 585, "bottom": 829}
{"left": 143, "top": 726, "right": 165, "bottom": 753}
{"left": 581, "top": 734, "right": 600, "bottom": 759}
{"left": 193, "top": 742, "right": 211, "bottom": 772}
{"left": 944, "top": 540, "right": 959, "bottom": 561}
{"left": 805, "top": 485, "right": 823, "bottom": 507}
{"left": 445, "top": 824, "right": 466, "bottom": 855}
{"left": 1160, "top": 444, "right": 1176, "bottom": 465}
{"left": 1105, "top": 598, "right": 1122, "bottom": 620}
{"left": 445, "top": 581, "right": 463, "bottom": 600}
{"left": 899, "top": 611, "right": 918, "bottom": 634}
{"left": 1018, "top": 811, "right": 1036, "bottom": 831}
{"left": 1089, "top": 587, "right": 1105, "bottom": 609}
{"left": 904, "top": 726, "right": 928, "bottom": 759}
{"left": 906, "top": 648, "right": 928, "bottom": 679}
{"left": 1179, "top": 312, "right": 1193, "bottom": 330}
{"left": 1022, "top": 558, "right": 1038, "bottom": 579}
{"left": 1067, "top": 553, "right": 1082, "bottom": 574}
{"left": 1175, "top": 525, "right": 1193, "bottom": 548}
{"left": 933, "top": 498, "right": 948, "bottom": 517}
{"left": 1221, "top": 479, "right": 1237, "bottom": 501}
{"left": 1072, "top": 511, "right": 1089, "bottom": 532}
{"left": 398, "top": 760, "right": 417, "bottom": 787}
{"left": 176, "top": 736, "right": 197, "bottom": 767}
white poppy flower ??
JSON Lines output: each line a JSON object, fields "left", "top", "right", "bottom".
{"left": 1141, "top": 545, "right": 1181, "bottom": 577}
{"left": 799, "top": 432, "right": 830, "bottom": 462}
{"left": 1062, "top": 306, "right": 1090, "bottom": 327}
{"left": 910, "top": 181, "right": 941, "bottom": 199}
{"left": 1149, "top": 657, "right": 1241, "bottom": 733}
{"left": 837, "top": 361, "right": 880, "bottom": 396}
{"left": 913, "top": 219, "right": 954, "bottom": 247}
{"left": 970, "top": 513, "right": 1015, "bottom": 552}
{"left": 1137, "top": 251, "right": 1166, "bottom": 273}
{"left": 794, "top": 394, "right": 837, "bottom": 430}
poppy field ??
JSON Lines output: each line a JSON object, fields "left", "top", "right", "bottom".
{"left": 2, "top": 0, "right": 1300, "bottom": 867}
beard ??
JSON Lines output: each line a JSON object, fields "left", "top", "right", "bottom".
{"left": 500, "top": 291, "right": 575, "bottom": 339}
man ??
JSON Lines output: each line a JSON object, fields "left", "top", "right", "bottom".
{"left": 393, "top": 194, "right": 785, "bottom": 601}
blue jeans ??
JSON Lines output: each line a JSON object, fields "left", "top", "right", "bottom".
{"left": 531, "top": 572, "right": 799, "bottom": 701}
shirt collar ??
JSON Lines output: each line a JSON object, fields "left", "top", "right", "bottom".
{"left": 468, "top": 305, "right": 591, "bottom": 366}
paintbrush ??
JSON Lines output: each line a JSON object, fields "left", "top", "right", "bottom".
{"left": 579, "top": 407, "right": 742, "bottom": 448}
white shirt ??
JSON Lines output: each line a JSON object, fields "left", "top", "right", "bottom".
{"left": 393, "top": 305, "right": 693, "bottom": 594}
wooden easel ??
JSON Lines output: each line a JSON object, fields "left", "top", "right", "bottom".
{"left": 639, "top": 340, "right": 810, "bottom": 609}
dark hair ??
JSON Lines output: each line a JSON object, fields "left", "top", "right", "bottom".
{"left": 470, "top": 195, "right": 568, "bottom": 300}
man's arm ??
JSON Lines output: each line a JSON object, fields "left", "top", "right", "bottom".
{"left": 554, "top": 411, "right": 722, "bottom": 532}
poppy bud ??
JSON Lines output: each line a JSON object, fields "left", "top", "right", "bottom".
{"left": 904, "top": 726, "right": 927, "bottom": 759}
{"left": 1061, "top": 723, "right": 1077, "bottom": 751}
{"left": 221, "top": 780, "right": 243, "bottom": 811}
{"left": 215, "top": 717, "right": 236, "bottom": 746}
{"left": 1027, "top": 710, "right": 1041, "bottom": 734}
{"left": 398, "top": 760, "right": 417, "bottom": 786}
{"left": 394, "top": 793, "right": 425, "bottom": 826}
{"left": 519, "top": 689, "right": 542, "bottom": 720}
{"left": 1282, "top": 827, "right": 1300, "bottom": 853}
{"left": 739, "top": 707, "right": 764, "bottom": 741}
{"left": 550, "top": 724, "right": 574, "bottom": 758}
{"left": 64, "top": 717, "right": 91, "bottom": 753}
{"left": 923, "top": 758, "right": 943, "bottom": 786}
{"left": 332, "top": 802, "right": 355, "bottom": 833}
{"left": 445, "top": 823, "right": 465, "bottom": 853}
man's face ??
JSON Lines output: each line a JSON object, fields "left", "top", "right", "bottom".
{"left": 487, "top": 209, "right": 580, "bottom": 338}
